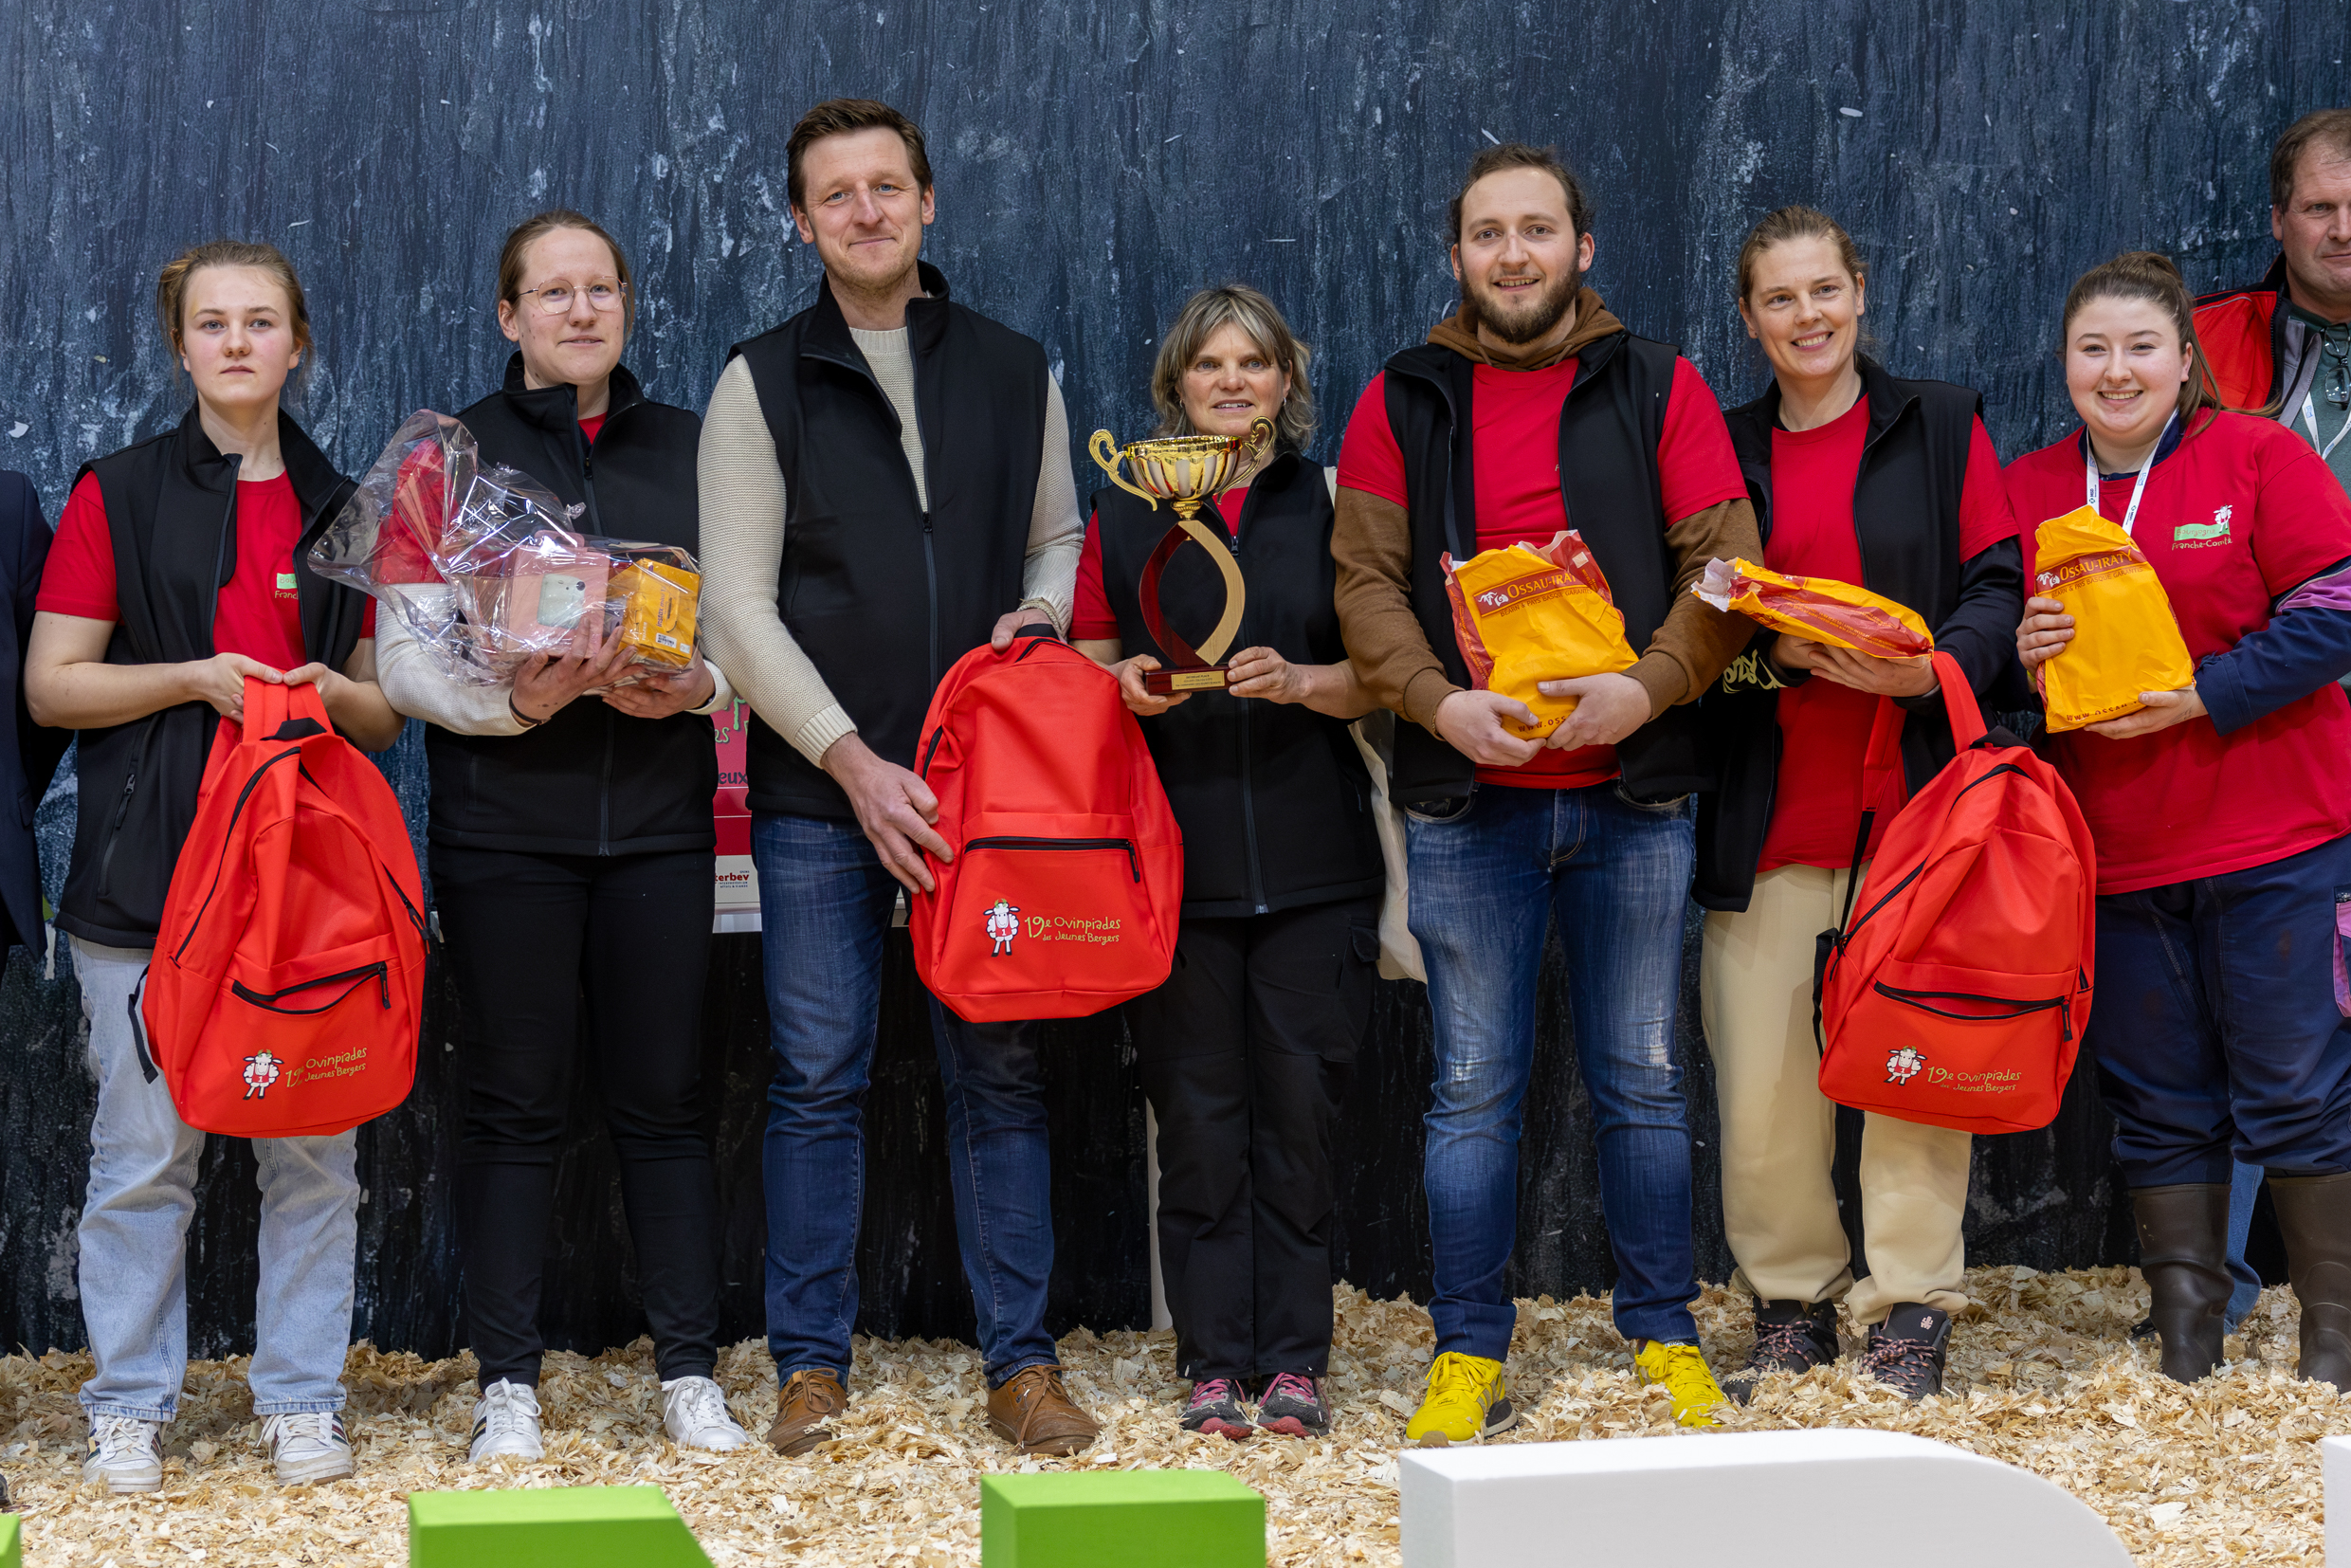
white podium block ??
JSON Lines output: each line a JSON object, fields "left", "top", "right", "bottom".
{"left": 1399, "top": 1430, "right": 2130, "bottom": 1568}
{"left": 2325, "top": 1434, "right": 2351, "bottom": 1564}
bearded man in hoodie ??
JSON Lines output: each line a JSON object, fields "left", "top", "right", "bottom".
{"left": 1332, "top": 142, "right": 1761, "bottom": 1441}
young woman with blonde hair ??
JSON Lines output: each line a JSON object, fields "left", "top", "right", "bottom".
{"left": 27, "top": 240, "right": 399, "bottom": 1492}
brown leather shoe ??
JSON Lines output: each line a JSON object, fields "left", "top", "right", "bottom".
{"left": 766, "top": 1369, "right": 846, "bottom": 1456}
{"left": 986, "top": 1364, "right": 1099, "bottom": 1456}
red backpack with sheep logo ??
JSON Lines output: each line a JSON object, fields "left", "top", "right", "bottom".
{"left": 138, "top": 677, "right": 428, "bottom": 1137}
{"left": 909, "top": 628, "right": 1183, "bottom": 1021}
{"left": 1816, "top": 651, "right": 2097, "bottom": 1134}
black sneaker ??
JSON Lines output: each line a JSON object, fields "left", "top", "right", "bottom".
{"left": 1254, "top": 1373, "right": 1330, "bottom": 1438}
{"left": 1179, "top": 1377, "right": 1253, "bottom": 1441}
{"left": 1862, "top": 1304, "right": 1954, "bottom": 1400}
{"left": 1721, "top": 1298, "right": 1841, "bottom": 1405}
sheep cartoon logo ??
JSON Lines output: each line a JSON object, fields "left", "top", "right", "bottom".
{"left": 983, "top": 900, "right": 1020, "bottom": 957}
{"left": 243, "top": 1050, "right": 284, "bottom": 1100}
{"left": 1886, "top": 1047, "right": 1926, "bottom": 1085}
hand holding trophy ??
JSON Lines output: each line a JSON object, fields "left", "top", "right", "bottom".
{"left": 1088, "top": 415, "right": 1277, "bottom": 694}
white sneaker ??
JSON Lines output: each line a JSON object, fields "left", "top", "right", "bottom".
{"left": 261, "top": 1412, "right": 354, "bottom": 1486}
{"left": 660, "top": 1375, "right": 749, "bottom": 1450}
{"left": 82, "top": 1414, "right": 165, "bottom": 1493}
{"left": 468, "top": 1378, "right": 544, "bottom": 1462}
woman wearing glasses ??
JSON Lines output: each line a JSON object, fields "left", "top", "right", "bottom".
{"left": 374, "top": 210, "right": 743, "bottom": 1461}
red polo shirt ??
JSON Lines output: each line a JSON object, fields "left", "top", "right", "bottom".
{"left": 2004, "top": 410, "right": 2351, "bottom": 892}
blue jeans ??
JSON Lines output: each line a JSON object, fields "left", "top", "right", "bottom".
{"left": 72, "top": 939, "right": 358, "bottom": 1421}
{"left": 2226, "top": 1159, "right": 2262, "bottom": 1330}
{"left": 754, "top": 811, "right": 1059, "bottom": 1388}
{"left": 1407, "top": 781, "right": 1701, "bottom": 1357}
{"left": 2085, "top": 832, "right": 2351, "bottom": 1188}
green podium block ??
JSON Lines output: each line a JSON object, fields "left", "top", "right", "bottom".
{"left": 0, "top": 1512, "right": 18, "bottom": 1568}
{"left": 981, "top": 1470, "right": 1265, "bottom": 1567}
{"left": 408, "top": 1485, "right": 711, "bottom": 1567}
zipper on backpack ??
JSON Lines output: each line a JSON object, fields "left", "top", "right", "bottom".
{"left": 1869, "top": 981, "right": 2069, "bottom": 1029}
{"left": 964, "top": 835, "right": 1139, "bottom": 883}
{"left": 231, "top": 960, "right": 391, "bottom": 1014}
{"left": 920, "top": 724, "right": 947, "bottom": 777}
{"left": 172, "top": 746, "right": 305, "bottom": 961}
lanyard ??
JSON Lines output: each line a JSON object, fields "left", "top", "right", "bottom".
{"left": 2085, "top": 411, "right": 2175, "bottom": 538}
{"left": 2302, "top": 393, "right": 2351, "bottom": 464}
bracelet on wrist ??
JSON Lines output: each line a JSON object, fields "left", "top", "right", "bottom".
{"left": 508, "top": 693, "right": 543, "bottom": 728}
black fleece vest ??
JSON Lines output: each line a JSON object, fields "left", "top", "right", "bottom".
{"left": 1694, "top": 358, "right": 1995, "bottom": 911}
{"left": 427, "top": 357, "right": 717, "bottom": 857}
{"left": 728, "top": 264, "right": 1047, "bottom": 817}
{"left": 59, "top": 410, "right": 365, "bottom": 948}
{"left": 1092, "top": 452, "right": 1382, "bottom": 918}
{"left": 1381, "top": 331, "right": 1708, "bottom": 804}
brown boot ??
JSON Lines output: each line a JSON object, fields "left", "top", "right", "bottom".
{"left": 766, "top": 1369, "right": 846, "bottom": 1456}
{"left": 2132, "top": 1183, "right": 2232, "bottom": 1383}
{"left": 2269, "top": 1172, "right": 2351, "bottom": 1392}
{"left": 986, "top": 1365, "right": 1099, "bottom": 1456}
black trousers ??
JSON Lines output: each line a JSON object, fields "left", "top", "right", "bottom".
{"left": 1131, "top": 895, "right": 1380, "bottom": 1381}
{"left": 432, "top": 844, "right": 722, "bottom": 1388}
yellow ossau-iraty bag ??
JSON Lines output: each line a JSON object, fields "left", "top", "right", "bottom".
{"left": 2032, "top": 504, "right": 2195, "bottom": 732}
{"left": 1443, "top": 531, "right": 1638, "bottom": 739}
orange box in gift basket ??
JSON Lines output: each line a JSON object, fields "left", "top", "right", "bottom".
{"left": 614, "top": 559, "right": 701, "bottom": 670}
{"left": 1443, "top": 530, "right": 1637, "bottom": 740}
{"left": 1692, "top": 556, "right": 1933, "bottom": 657}
{"left": 2031, "top": 505, "right": 2195, "bottom": 733}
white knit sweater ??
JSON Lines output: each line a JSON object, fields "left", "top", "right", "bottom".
{"left": 697, "top": 330, "right": 1084, "bottom": 767}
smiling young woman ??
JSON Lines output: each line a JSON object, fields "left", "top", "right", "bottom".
{"left": 367, "top": 209, "right": 744, "bottom": 1463}
{"left": 24, "top": 239, "right": 396, "bottom": 1495}
{"left": 2005, "top": 250, "right": 2351, "bottom": 1395}
{"left": 1696, "top": 206, "right": 2024, "bottom": 1405}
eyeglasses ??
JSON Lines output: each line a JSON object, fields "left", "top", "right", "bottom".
{"left": 515, "top": 278, "right": 628, "bottom": 316}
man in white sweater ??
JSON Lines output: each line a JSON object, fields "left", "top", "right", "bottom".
{"left": 698, "top": 99, "right": 1094, "bottom": 1459}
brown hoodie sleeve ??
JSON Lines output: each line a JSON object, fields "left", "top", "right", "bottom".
{"left": 1332, "top": 484, "right": 1462, "bottom": 729}
{"left": 1626, "top": 496, "right": 1764, "bottom": 713}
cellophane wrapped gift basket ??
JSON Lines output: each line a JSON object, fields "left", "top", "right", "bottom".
{"left": 310, "top": 410, "right": 701, "bottom": 687}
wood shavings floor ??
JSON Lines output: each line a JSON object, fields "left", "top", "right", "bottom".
{"left": 2, "top": 1267, "right": 2343, "bottom": 1565}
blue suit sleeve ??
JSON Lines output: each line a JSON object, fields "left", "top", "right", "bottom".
{"left": 2196, "top": 556, "right": 2351, "bottom": 736}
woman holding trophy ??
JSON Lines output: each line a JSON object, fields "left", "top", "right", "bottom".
{"left": 371, "top": 210, "right": 744, "bottom": 1462}
{"left": 1072, "top": 284, "right": 1384, "bottom": 1440}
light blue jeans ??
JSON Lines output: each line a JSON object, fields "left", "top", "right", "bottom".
{"left": 72, "top": 938, "right": 359, "bottom": 1421}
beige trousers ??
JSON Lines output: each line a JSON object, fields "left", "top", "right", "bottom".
{"left": 1700, "top": 862, "right": 1973, "bottom": 1324}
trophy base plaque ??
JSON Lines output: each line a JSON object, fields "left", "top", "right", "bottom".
{"left": 1144, "top": 665, "right": 1230, "bottom": 695}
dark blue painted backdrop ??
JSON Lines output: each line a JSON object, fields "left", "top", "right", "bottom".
{"left": 0, "top": 0, "right": 2343, "bottom": 1360}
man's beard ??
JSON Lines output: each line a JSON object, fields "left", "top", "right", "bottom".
{"left": 1467, "top": 264, "right": 1583, "bottom": 346}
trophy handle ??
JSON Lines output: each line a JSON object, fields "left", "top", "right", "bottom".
{"left": 1088, "top": 430, "right": 1161, "bottom": 511}
{"left": 1243, "top": 415, "right": 1277, "bottom": 460}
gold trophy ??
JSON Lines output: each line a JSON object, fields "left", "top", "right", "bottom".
{"left": 1089, "top": 416, "right": 1275, "bottom": 693}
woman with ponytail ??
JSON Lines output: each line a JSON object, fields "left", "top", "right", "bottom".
{"left": 1696, "top": 207, "right": 2024, "bottom": 1404}
{"left": 371, "top": 210, "right": 744, "bottom": 1463}
{"left": 2009, "top": 250, "right": 2351, "bottom": 1394}
{"left": 25, "top": 241, "right": 398, "bottom": 1493}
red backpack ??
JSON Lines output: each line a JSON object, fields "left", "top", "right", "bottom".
{"left": 1816, "top": 651, "right": 2096, "bottom": 1134}
{"left": 139, "top": 678, "right": 428, "bottom": 1137}
{"left": 909, "top": 629, "right": 1183, "bottom": 1022}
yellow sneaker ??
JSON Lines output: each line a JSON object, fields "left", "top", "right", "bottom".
{"left": 1404, "top": 1351, "right": 1519, "bottom": 1446}
{"left": 1633, "top": 1340, "right": 1729, "bottom": 1428}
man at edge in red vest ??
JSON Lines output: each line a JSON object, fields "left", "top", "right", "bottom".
{"left": 2195, "top": 107, "right": 2351, "bottom": 497}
